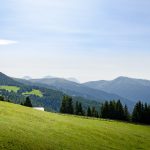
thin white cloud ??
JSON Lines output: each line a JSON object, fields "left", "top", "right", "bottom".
{"left": 0, "top": 39, "right": 18, "bottom": 45}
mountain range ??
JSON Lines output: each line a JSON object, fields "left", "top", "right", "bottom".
{"left": 0, "top": 72, "right": 100, "bottom": 112}
{"left": 16, "top": 75, "right": 150, "bottom": 107}
{"left": 1, "top": 72, "right": 150, "bottom": 112}
{"left": 83, "top": 76, "right": 150, "bottom": 103}
{"left": 22, "top": 76, "right": 80, "bottom": 83}
{"left": 19, "top": 77, "right": 132, "bottom": 106}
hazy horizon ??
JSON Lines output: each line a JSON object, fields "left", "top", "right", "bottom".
{"left": 1, "top": 71, "right": 150, "bottom": 83}
{"left": 1, "top": 0, "right": 150, "bottom": 82}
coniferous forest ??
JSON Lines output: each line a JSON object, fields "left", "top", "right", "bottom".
{"left": 60, "top": 96, "right": 150, "bottom": 125}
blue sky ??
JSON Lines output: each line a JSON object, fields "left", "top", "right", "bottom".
{"left": 1, "top": 0, "right": 150, "bottom": 82}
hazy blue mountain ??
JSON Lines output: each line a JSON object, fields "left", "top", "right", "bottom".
{"left": 28, "top": 77, "right": 133, "bottom": 107}
{"left": 0, "top": 73, "right": 134, "bottom": 110}
{"left": 83, "top": 76, "right": 150, "bottom": 103}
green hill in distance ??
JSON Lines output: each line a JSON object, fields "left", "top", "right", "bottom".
{"left": 0, "top": 101, "right": 150, "bottom": 150}
{"left": 0, "top": 72, "right": 100, "bottom": 112}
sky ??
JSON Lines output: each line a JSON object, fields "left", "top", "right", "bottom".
{"left": 0, "top": 0, "right": 150, "bottom": 82}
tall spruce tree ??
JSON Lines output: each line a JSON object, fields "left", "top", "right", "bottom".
{"left": 75, "top": 101, "right": 79, "bottom": 115}
{"left": 132, "top": 101, "right": 144, "bottom": 123}
{"left": 24, "top": 97, "right": 32, "bottom": 107}
{"left": 78, "top": 102, "right": 83, "bottom": 115}
{"left": 60, "top": 96, "right": 74, "bottom": 114}
{"left": 143, "top": 103, "right": 150, "bottom": 124}
{"left": 109, "top": 101, "right": 115, "bottom": 119}
{"left": 132, "top": 101, "right": 139, "bottom": 123}
{"left": 147, "top": 105, "right": 150, "bottom": 124}
{"left": 91, "top": 107, "right": 98, "bottom": 117}
{"left": 101, "top": 101, "right": 109, "bottom": 118}
{"left": 124, "top": 105, "right": 130, "bottom": 121}
{"left": 87, "top": 107, "right": 92, "bottom": 117}
{"left": 67, "top": 96, "right": 74, "bottom": 114}
{"left": 60, "top": 96, "right": 67, "bottom": 113}
{"left": 116, "top": 100, "right": 124, "bottom": 120}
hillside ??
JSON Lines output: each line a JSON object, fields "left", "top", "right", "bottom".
{"left": 0, "top": 72, "right": 22, "bottom": 86}
{"left": 0, "top": 101, "right": 150, "bottom": 150}
{"left": 83, "top": 76, "right": 150, "bottom": 103}
{"left": 23, "top": 77, "right": 133, "bottom": 107}
{"left": 0, "top": 73, "right": 100, "bottom": 112}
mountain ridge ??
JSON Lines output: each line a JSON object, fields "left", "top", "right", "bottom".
{"left": 28, "top": 77, "right": 131, "bottom": 104}
{"left": 0, "top": 72, "right": 101, "bottom": 112}
{"left": 83, "top": 76, "right": 150, "bottom": 103}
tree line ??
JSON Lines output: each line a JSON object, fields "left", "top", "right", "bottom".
{"left": 60, "top": 96, "right": 150, "bottom": 125}
{"left": 60, "top": 96, "right": 99, "bottom": 118}
{"left": 100, "top": 100, "right": 130, "bottom": 121}
{"left": 132, "top": 101, "right": 150, "bottom": 124}
{"left": 0, "top": 95, "right": 149, "bottom": 124}
{"left": 21, "top": 97, "right": 33, "bottom": 107}
{"left": 0, "top": 95, "right": 32, "bottom": 107}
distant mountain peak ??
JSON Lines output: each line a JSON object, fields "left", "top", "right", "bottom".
{"left": 83, "top": 76, "right": 150, "bottom": 104}
{"left": 114, "top": 76, "right": 130, "bottom": 80}
{"left": 22, "top": 76, "right": 32, "bottom": 80}
{"left": 67, "top": 77, "right": 80, "bottom": 83}
{"left": 43, "top": 75, "right": 54, "bottom": 79}
{"left": 113, "top": 76, "right": 129, "bottom": 82}
{"left": 114, "top": 76, "right": 149, "bottom": 81}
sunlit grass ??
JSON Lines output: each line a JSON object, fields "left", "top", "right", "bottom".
{"left": 0, "top": 101, "right": 150, "bottom": 150}
{"left": 0, "top": 86, "right": 20, "bottom": 93}
{"left": 22, "top": 89, "right": 43, "bottom": 97}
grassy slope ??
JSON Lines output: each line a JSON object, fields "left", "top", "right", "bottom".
{"left": 22, "top": 89, "right": 43, "bottom": 97}
{"left": 0, "top": 102, "right": 150, "bottom": 150}
{"left": 0, "top": 86, "right": 20, "bottom": 93}
{"left": 0, "top": 85, "right": 43, "bottom": 97}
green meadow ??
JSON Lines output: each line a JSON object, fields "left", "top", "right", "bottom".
{"left": 0, "top": 101, "right": 150, "bottom": 150}
{"left": 22, "top": 89, "right": 43, "bottom": 97}
{"left": 0, "top": 86, "right": 20, "bottom": 93}
{"left": 0, "top": 86, "right": 43, "bottom": 97}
